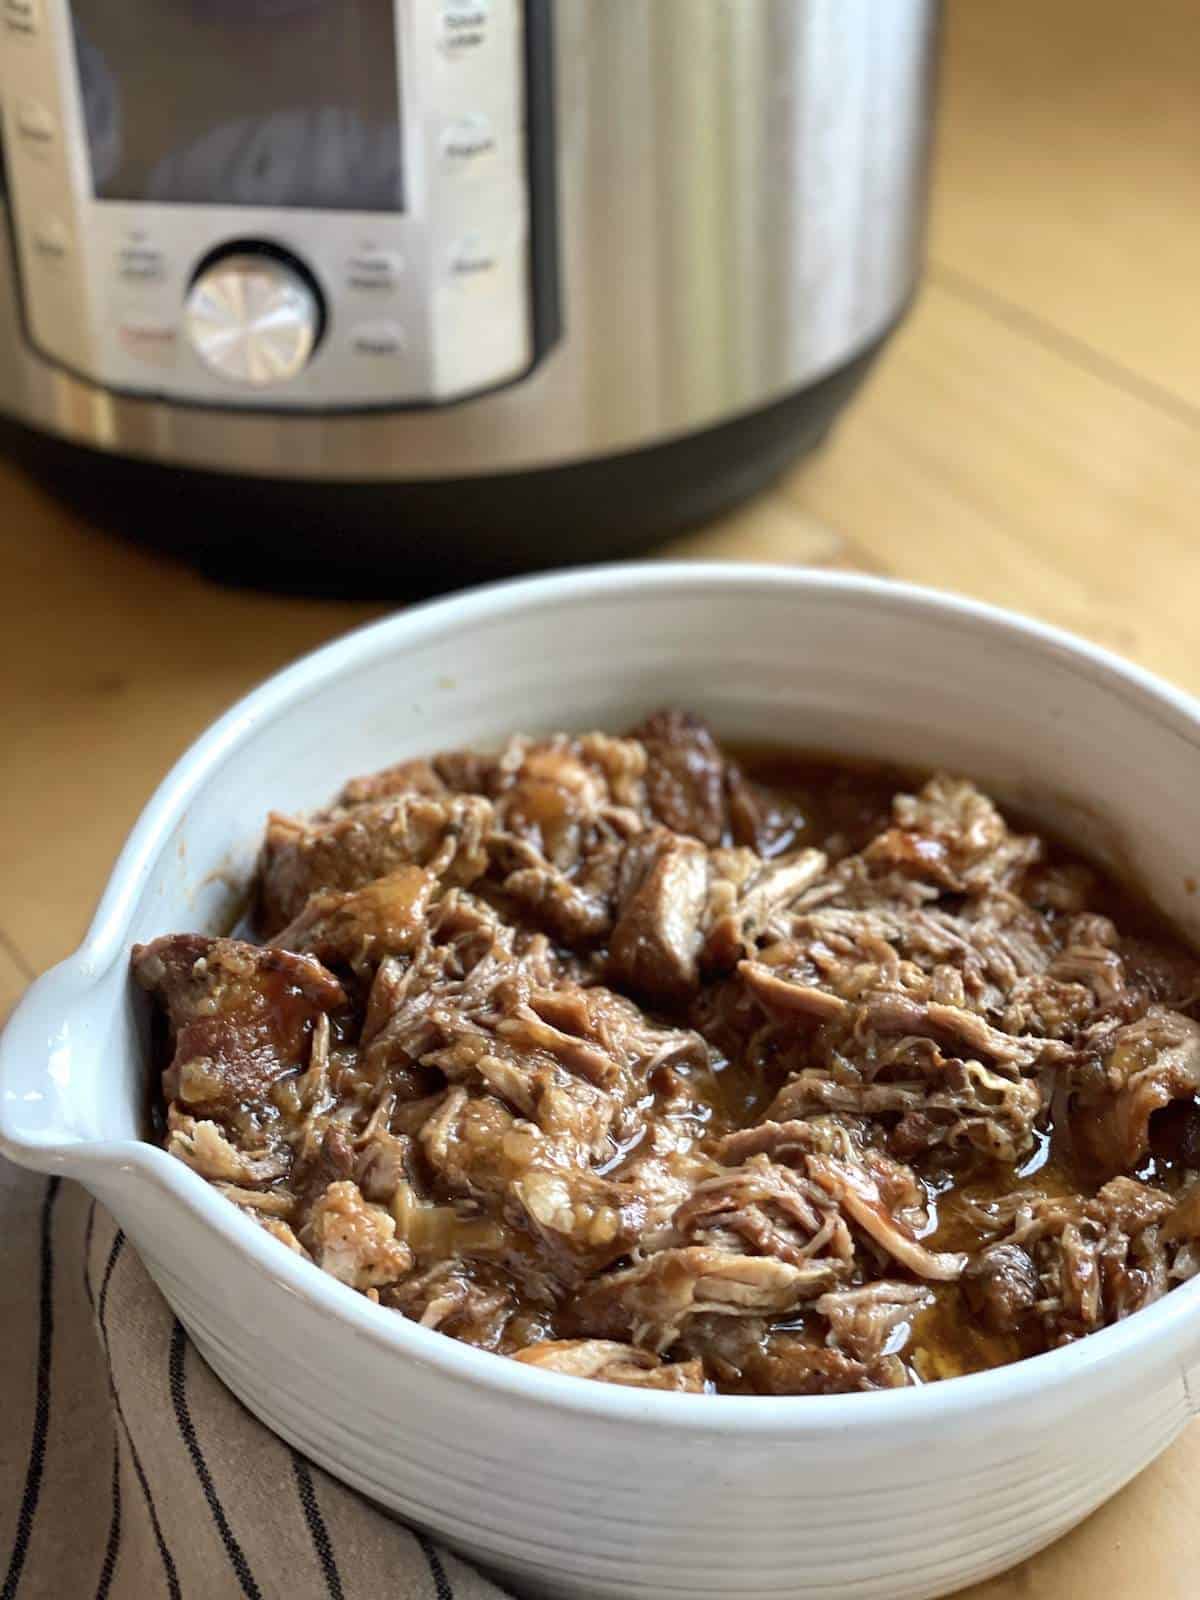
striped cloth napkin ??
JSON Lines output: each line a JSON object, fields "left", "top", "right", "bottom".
{"left": 0, "top": 1161, "right": 511, "bottom": 1600}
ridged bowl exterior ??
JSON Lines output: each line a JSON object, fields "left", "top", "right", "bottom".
{"left": 136, "top": 1221, "right": 1192, "bottom": 1600}
{"left": 4, "top": 566, "right": 1200, "bottom": 1599}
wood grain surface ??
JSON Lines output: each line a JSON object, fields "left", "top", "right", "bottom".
{"left": 1, "top": 2, "right": 1197, "bottom": 1593}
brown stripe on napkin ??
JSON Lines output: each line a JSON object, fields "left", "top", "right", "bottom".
{"left": 290, "top": 1453, "right": 346, "bottom": 1600}
{"left": 0, "top": 1175, "right": 59, "bottom": 1600}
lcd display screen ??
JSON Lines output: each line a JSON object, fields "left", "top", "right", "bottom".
{"left": 71, "top": 1, "right": 404, "bottom": 212}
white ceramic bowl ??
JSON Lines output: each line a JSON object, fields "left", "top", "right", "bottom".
{"left": 4, "top": 564, "right": 1200, "bottom": 1600}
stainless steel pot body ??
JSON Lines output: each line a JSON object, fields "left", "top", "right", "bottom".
{"left": 0, "top": 0, "right": 937, "bottom": 482}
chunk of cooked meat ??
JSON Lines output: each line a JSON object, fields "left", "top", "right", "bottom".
{"left": 714, "top": 1116, "right": 867, "bottom": 1168}
{"left": 489, "top": 732, "right": 649, "bottom": 850}
{"left": 419, "top": 1088, "right": 646, "bottom": 1286}
{"left": 758, "top": 1016, "right": 1047, "bottom": 1166}
{"left": 164, "top": 1110, "right": 290, "bottom": 1187}
{"left": 865, "top": 775, "right": 1042, "bottom": 896}
{"left": 607, "top": 838, "right": 830, "bottom": 1002}
{"left": 512, "top": 1339, "right": 706, "bottom": 1391}
{"left": 962, "top": 1175, "right": 1200, "bottom": 1345}
{"left": 454, "top": 731, "right": 653, "bottom": 948}
{"left": 630, "top": 709, "right": 800, "bottom": 854}
{"left": 607, "top": 832, "right": 709, "bottom": 998}
{"left": 669, "top": 1154, "right": 855, "bottom": 1274}
{"left": 702, "top": 850, "right": 828, "bottom": 971}
{"left": 289, "top": 1120, "right": 359, "bottom": 1212}
{"left": 1048, "top": 913, "right": 1126, "bottom": 1007}
{"left": 962, "top": 1243, "right": 1040, "bottom": 1334}
{"left": 251, "top": 1215, "right": 308, "bottom": 1253}
{"left": 806, "top": 1155, "right": 966, "bottom": 1281}
{"left": 696, "top": 848, "right": 1082, "bottom": 1166}
{"left": 632, "top": 709, "right": 733, "bottom": 846}
{"left": 568, "top": 1247, "right": 833, "bottom": 1352}
{"left": 816, "top": 1281, "right": 934, "bottom": 1363}
{"left": 259, "top": 792, "right": 493, "bottom": 933}
{"left": 1066, "top": 1007, "right": 1200, "bottom": 1177}
{"left": 138, "top": 717, "right": 1200, "bottom": 1395}
{"left": 132, "top": 934, "right": 345, "bottom": 1118}
{"left": 858, "top": 991, "right": 1045, "bottom": 1067}
{"left": 737, "top": 963, "right": 850, "bottom": 1022}
{"left": 368, "top": 904, "right": 708, "bottom": 1159}
{"left": 1120, "top": 936, "right": 1200, "bottom": 1010}
{"left": 745, "top": 1333, "right": 911, "bottom": 1396}
{"left": 382, "top": 1260, "right": 525, "bottom": 1349}
{"left": 515, "top": 1165, "right": 649, "bottom": 1284}
{"left": 273, "top": 865, "right": 436, "bottom": 975}
{"left": 301, "top": 1180, "right": 413, "bottom": 1291}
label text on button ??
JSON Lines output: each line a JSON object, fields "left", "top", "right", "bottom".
{"left": 439, "top": 0, "right": 490, "bottom": 55}
{"left": 347, "top": 252, "right": 403, "bottom": 291}
{"left": 118, "top": 247, "right": 167, "bottom": 283}
{"left": 16, "top": 100, "right": 55, "bottom": 147}
{"left": 351, "top": 322, "right": 406, "bottom": 357}
{"left": 32, "top": 221, "right": 68, "bottom": 260}
{"left": 119, "top": 320, "right": 177, "bottom": 365}
{"left": 442, "top": 116, "right": 496, "bottom": 164}
{"left": 3, "top": 0, "right": 39, "bottom": 38}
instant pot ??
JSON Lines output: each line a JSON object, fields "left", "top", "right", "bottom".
{"left": 0, "top": 0, "right": 938, "bottom": 588}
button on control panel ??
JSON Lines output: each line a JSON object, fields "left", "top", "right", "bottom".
{"left": 118, "top": 318, "right": 178, "bottom": 368}
{"left": 350, "top": 321, "right": 407, "bottom": 359}
{"left": 345, "top": 250, "right": 404, "bottom": 293}
{"left": 449, "top": 232, "right": 499, "bottom": 286}
{"left": 15, "top": 98, "right": 55, "bottom": 153}
{"left": 441, "top": 112, "right": 497, "bottom": 170}
{"left": 31, "top": 218, "right": 69, "bottom": 261}
{"left": 117, "top": 243, "right": 168, "bottom": 285}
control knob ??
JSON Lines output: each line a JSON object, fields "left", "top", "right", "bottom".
{"left": 183, "top": 247, "right": 322, "bottom": 387}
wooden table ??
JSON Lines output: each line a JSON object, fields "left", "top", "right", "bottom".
{"left": 2, "top": 2, "right": 1197, "bottom": 1593}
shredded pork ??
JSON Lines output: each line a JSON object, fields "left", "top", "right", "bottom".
{"left": 133, "top": 712, "right": 1200, "bottom": 1394}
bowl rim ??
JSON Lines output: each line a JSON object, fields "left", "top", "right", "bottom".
{"left": 9, "top": 559, "right": 1200, "bottom": 1432}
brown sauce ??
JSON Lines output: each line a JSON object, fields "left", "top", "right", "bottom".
{"left": 728, "top": 746, "right": 908, "bottom": 860}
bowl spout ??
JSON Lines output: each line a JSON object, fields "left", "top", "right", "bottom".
{"left": 0, "top": 955, "right": 134, "bottom": 1172}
